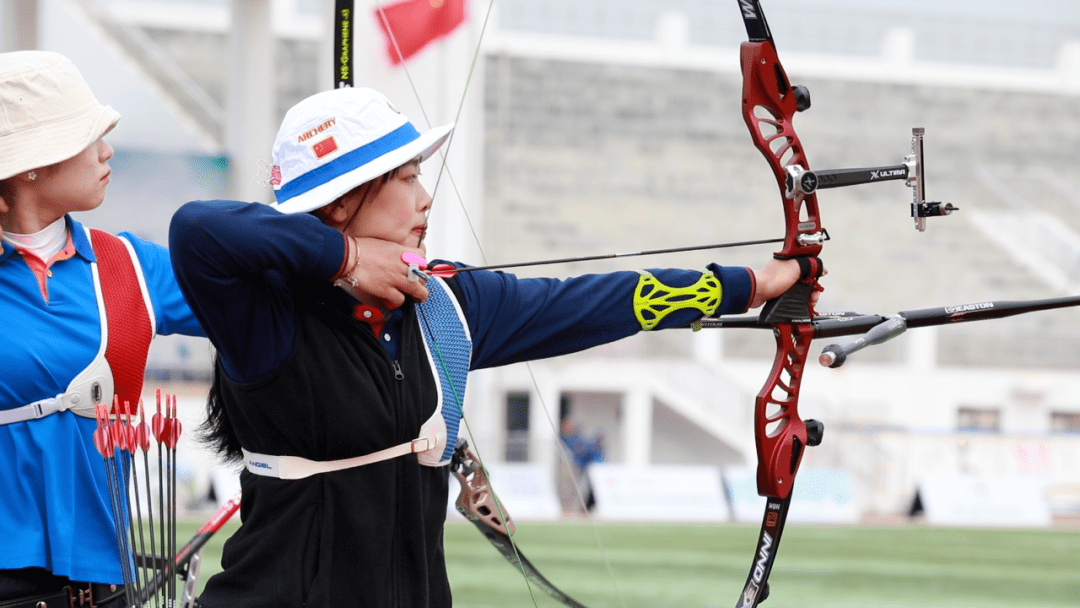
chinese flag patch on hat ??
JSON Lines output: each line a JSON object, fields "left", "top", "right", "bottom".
{"left": 312, "top": 136, "right": 338, "bottom": 159}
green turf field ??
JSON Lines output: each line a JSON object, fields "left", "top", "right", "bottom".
{"left": 177, "top": 519, "right": 1078, "bottom": 607}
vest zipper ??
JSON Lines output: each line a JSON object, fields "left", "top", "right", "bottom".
{"left": 391, "top": 359, "right": 404, "bottom": 380}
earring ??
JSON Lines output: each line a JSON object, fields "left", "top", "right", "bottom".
{"left": 27, "top": 171, "right": 36, "bottom": 181}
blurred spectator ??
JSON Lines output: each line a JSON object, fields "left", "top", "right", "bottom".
{"left": 558, "top": 418, "right": 606, "bottom": 514}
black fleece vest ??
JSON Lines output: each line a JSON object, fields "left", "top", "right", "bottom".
{"left": 200, "top": 283, "right": 459, "bottom": 608}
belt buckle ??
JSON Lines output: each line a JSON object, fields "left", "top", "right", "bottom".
{"left": 69, "top": 582, "right": 108, "bottom": 607}
{"left": 71, "top": 584, "right": 89, "bottom": 607}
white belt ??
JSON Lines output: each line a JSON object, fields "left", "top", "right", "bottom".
{"left": 243, "top": 436, "right": 437, "bottom": 480}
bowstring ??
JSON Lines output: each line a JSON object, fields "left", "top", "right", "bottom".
{"left": 371, "top": 1, "right": 626, "bottom": 605}
{"left": 413, "top": 300, "right": 541, "bottom": 608}
{"left": 371, "top": 0, "right": 486, "bottom": 249}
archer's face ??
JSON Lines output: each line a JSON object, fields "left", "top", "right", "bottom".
{"left": 339, "top": 159, "right": 431, "bottom": 254}
{"left": 29, "top": 137, "right": 114, "bottom": 217}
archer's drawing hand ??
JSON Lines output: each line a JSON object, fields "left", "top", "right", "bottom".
{"left": 336, "top": 237, "right": 429, "bottom": 310}
{"left": 749, "top": 258, "right": 826, "bottom": 309}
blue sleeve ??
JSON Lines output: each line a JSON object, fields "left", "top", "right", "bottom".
{"left": 168, "top": 200, "right": 348, "bottom": 382}
{"left": 454, "top": 263, "right": 752, "bottom": 370}
{"left": 121, "top": 233, "right": 206, "bottom": 338}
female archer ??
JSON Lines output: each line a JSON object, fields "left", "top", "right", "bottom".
{"left": 169, "top": 86, "right": 818, "bottom": 607}
{"left": 0, "top": 51, "right": 205, "bottom": 607}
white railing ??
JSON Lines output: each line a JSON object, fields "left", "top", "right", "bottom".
{"left": 69, "top": 0, "right": 225, "bottom": 147}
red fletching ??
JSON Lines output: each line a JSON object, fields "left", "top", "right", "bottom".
{"left": 110, "top": 419, "right": 123, "bottom": 450}
{"left": 114, "top": 398, "right": 137, "bottom": 417}
{"left": 152, "top": 391, "right": 165, "bottom": 442}
{"left": 136, "top": 403, "right": 150, "bottom": 451}
{"left": 172, "top": 394, "right": 183, "bottom": 444}
{"left": 123, "top": 411, "right": 137, "bottom": 453}
{"left": 126, "top": 422, "right": 138, "bottom": 453}
{"left": 162, "top": 394, "right": 182, "bottom": 449}
{"left": 94, "top": 403, "right": 108, "bottom": 428}
{"left": 428, "top": 263, "right": 457, "bottom": 278}
{"left": 135, "top": 421, "right": 151, "bottom": 452}
{"left": 92, "top": 403, "right": 113, "bottom": 457}
{"left": 163, "top": 419, "right": 182, "bottom": 449}
{"left": 93, "top": 426, "right": 112, "bottom": 457}
{"left": 152, "top": 413, "right": 165, "bottom": 442}
{"left": 111, "top": 418, "right": 130, "bottom": 452}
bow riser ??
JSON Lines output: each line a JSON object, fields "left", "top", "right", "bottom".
{"left": 740, "top": 41, "right": 823, "bottom": 260}
{"left": 755, "top": 324, "right": 813, "bottom": 499}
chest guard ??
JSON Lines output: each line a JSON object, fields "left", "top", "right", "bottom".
{"left": 243, "top": 276, "right": 472, "bottom": 478}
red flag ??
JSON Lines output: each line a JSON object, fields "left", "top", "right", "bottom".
{"left": 374, "top": 0, "right": 467, "bottom": 66}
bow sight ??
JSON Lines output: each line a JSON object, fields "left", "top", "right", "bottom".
{"left": 783, "top": 127, "right": 958, "bottom": 232}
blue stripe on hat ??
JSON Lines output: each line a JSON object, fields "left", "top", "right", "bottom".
{"left": 275, "top": 122, "right": 421, "bottom": 204}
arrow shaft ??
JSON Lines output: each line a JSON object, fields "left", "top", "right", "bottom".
{"left": 447, "top": 237, "right": 785, "bottom": 274}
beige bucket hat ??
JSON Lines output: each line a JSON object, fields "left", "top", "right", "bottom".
{"left": 0, "top": 51, "right": 121, "bottom": 181}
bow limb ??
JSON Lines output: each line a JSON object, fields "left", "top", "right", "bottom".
{"left": 450, "top": 441, "right": 590, "bottom": 608}
{"left": 735, "top": 1, "right": 826, "bottom": 606}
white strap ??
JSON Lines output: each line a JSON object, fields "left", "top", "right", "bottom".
{"left": 0, "top": 361, "right": 113, "bottom": 425}
{"left": 0, "top": 228, "right": 127, "bottom": 427}
{"left": 0, "top": 396, "right": 64, "bottom": 425}
{"left": 243, "top": 436, "right": 437, "bottom": 480}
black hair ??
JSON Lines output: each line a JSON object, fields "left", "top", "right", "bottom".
{"left": 199, "top": 353, "right": 244, "bottom": 464}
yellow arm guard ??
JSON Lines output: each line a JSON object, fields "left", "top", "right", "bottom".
{"left": 633, "top": 270, "right": 722, "bottom": 331}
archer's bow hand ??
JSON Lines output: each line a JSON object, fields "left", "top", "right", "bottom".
{"left": 335, "top": 236, "right": 429, "bottom": 310}
{"left": 749, "top": 257, "right": 825, "bottom": 310}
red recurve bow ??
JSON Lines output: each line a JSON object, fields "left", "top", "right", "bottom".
{"left": 733, "top": 1, "right": 825, "bottom": 606}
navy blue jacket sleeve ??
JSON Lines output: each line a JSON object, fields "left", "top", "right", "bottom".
{"left": 169, "top": 200, "right": 348, "bottom": 382}
{"left": 453, "top": 263, "right": 752, "bottom": 370}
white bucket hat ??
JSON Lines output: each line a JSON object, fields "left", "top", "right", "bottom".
{"left": 0, "top": 51, "right": 121, "bottom": 181}
{"left": 269, "top": 87, "right": 454, "bottom": 215}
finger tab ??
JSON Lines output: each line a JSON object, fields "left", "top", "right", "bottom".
{"left": 401, "top": 251, "right": 427, "bottom": 268}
